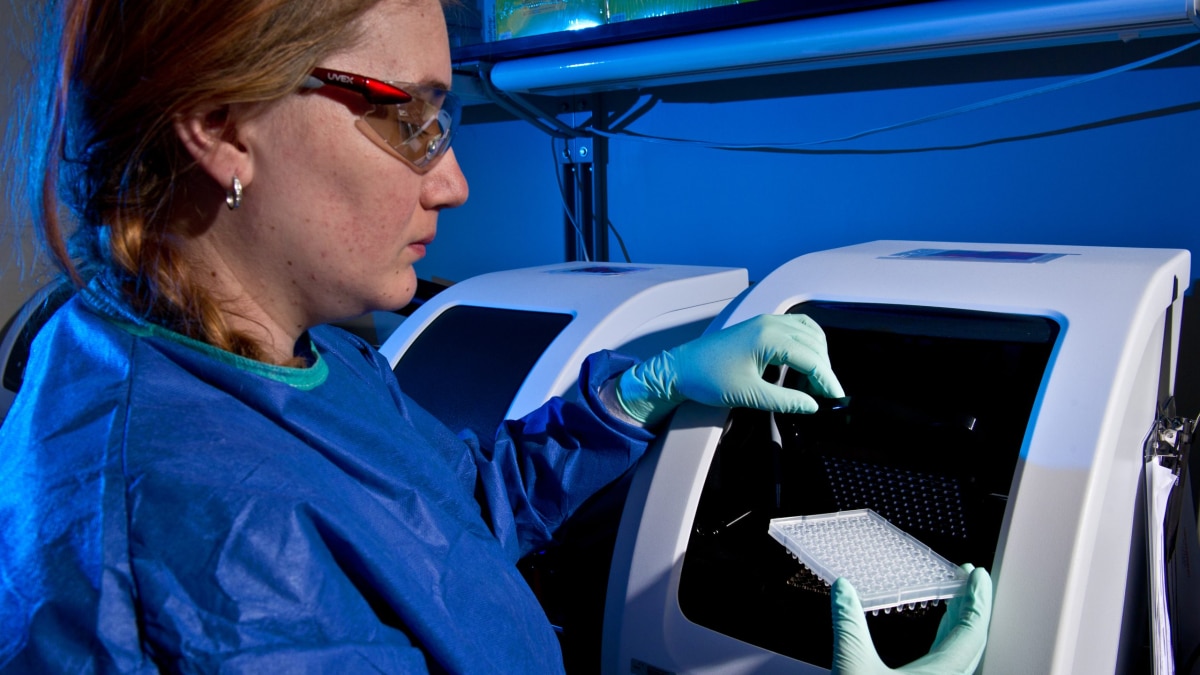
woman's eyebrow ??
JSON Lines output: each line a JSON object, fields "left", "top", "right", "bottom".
{"left": 418, "top": 77, "right": 451, "bottom": 91}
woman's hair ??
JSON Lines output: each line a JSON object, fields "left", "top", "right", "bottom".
{"left": 12, "top": 0, "right": 385, "bottom": 360}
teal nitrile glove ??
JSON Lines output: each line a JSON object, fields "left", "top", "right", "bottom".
{"left": 615, "top": 313, "right": 845, "bottom": 426}
{"left": 831, "top": 565, "right": 993, "bottom": 675}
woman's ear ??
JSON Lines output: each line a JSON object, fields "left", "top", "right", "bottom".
{"left": 173, "top": 106, "right": 254, "bottom": 190}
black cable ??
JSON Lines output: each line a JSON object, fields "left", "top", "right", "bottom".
{"left": 473, "top": 63, "right": 579, "bottom": 139}
{"left": 606, "top": 217, "right": 632, "bottom": 263}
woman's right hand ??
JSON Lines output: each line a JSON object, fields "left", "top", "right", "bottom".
{"left": 830, "top": 565, "right": 993, "bottom": 675}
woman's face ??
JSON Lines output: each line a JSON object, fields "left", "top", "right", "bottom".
{"left": 225, "top": 0, "right": 468, "bottom": 337}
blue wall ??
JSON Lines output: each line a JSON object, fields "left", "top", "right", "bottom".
{"left": 422, "top": 38, "right": 1200, "bottom": 287}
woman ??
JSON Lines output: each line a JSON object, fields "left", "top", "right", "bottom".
{"left": 0, "top": 0, "right": 988, "bottom": 671}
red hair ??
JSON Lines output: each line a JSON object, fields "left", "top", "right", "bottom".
{"left": 29, "top": 0, "right": 385, "bottom": 361}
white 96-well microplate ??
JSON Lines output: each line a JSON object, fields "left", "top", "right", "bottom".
{"left": 768, "top": 509, "right": 968, "bottom": 613}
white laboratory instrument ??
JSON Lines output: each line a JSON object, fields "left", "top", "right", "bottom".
{"left": 603, "top": 240, "right": 1196, "bottom": 674}
{"left": 378, "top": 261, "right": 748, "bottom": 437}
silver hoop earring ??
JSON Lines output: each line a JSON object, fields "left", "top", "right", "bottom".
{"left": 225, "top": 175, "right": 243, "bottom": 210}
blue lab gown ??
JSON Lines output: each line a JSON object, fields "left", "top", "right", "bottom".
{"left": 0, "top": 275, "right": 654, "bottom": 673}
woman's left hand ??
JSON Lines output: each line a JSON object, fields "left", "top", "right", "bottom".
{"left": 614, "top": 313, "right": 845, "bottom": 426}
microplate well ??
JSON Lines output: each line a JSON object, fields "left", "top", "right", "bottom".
{"left": 768, "top": 508, "right": 968, "bottom": 613}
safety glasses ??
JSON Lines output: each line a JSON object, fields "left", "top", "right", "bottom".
{"left": 303, "top": 66, "right": 460, "bottom": 173}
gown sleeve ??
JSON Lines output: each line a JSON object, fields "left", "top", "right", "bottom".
{"left": 459, "top": 350, "right": 658, "bottom": 561}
